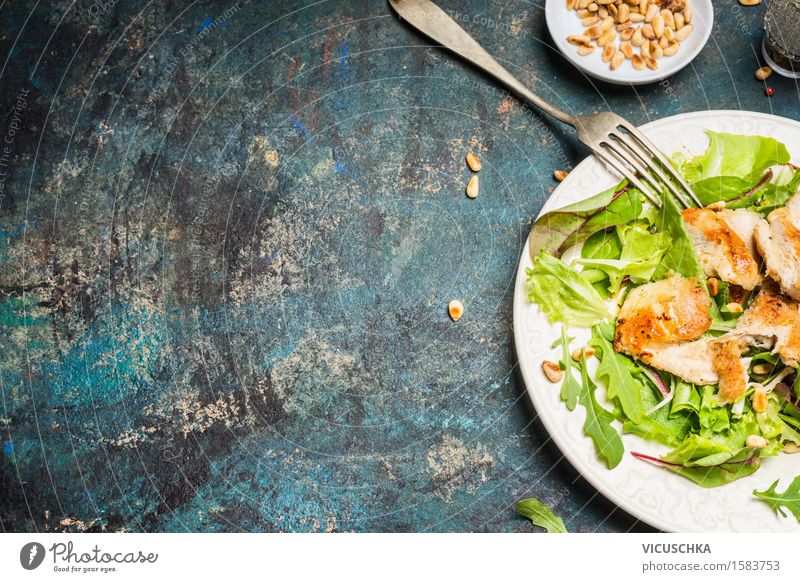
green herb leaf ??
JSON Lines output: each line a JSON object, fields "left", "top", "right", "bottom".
{"left": 590, "top": 327, "right": 644, "bottom": 423}
{"left": 559, "top": 328, "right": 581, "bottom": 411}
{"left": 753, "top": 476, "right": 800, "bottom": 522}
{"left": 578, "top": 357, "right": 624, "bottom": 469}
{"left": 526, "top": 252, "right": 610, "bottom": 327}
{"left": 516, "top": 498, "right": 568, "bottom": 533}
{"left": 529, "top": 182, "right": 642, "bottom": 257}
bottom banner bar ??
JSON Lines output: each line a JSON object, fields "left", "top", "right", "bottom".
{"left": 0, "top": 533, "right": 796, "bottom": 581}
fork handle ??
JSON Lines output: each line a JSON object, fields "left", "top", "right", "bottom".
{"left": 389, "top": 0, "right": 577, "bottom": 127}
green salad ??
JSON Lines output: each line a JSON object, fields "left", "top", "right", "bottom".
{"left": 526, "top": 131, "right": 800, "bottom": 498}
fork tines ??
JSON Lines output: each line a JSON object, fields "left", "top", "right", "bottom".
{"left": 591, "top": 119, "right": 703, "bottom": 210}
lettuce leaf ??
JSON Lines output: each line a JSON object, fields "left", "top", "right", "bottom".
{"left": 679, "top": 131, "right": 790, "bottom": 184}
{"left": 527, "top": 252, "right": 610, "bottom": 327}
{"left": 678, "top": 131, "right": 793, "bottom": 212}
{"left": 528, "top": 182, "right": 642, "bottom": 257}
{"left": 574, "top": 225, "right": 669, "bottom": 293}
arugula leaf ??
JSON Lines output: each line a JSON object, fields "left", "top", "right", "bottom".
{"left": 527, "top": 252, "right": 610, "bottom": 327}
{"left": 590, "top": 326, "right": 644, "bottom": 423}
{"left": 516, "top": 498, "right": 568, "bottom": 532}
{"left": 679, "top": 131, "right": 790, "bottom": 184}
{"left": 578, "top": 356, "right": 624, "bottom": 469}
{"left": 559, "top": 327, "right": 581, "bottom": 411}
{"left": 529, "top": 182, "right": 642, "bottom": 257}
{"left": 753, "top": 476, "right": 800, "bottom": 522}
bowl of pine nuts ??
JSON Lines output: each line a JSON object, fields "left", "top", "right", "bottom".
{"left": 546, "top": 0, "right": 713, "bottom": 85}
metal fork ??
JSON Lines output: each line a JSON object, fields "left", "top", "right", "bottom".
{"left": 388, "top": 0, "right": 703, "bottom": 213}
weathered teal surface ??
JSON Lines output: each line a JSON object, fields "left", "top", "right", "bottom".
{"left": 0, "top": 0, "right": 797, "bottom": 533}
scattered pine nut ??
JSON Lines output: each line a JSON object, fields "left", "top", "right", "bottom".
{"left": 542, "top": 361, "right": 564, "bottom": 383}
{"left": 707, "top": 277, "right": 719, "bottom": 297}
{"left": 466, "top": 152, "right": 482, "bottom": 172}
{"left": 554, "top": 170, "right": 569, "bottom": 182}
{"left": 448, "top": 299, "right": 464, "bottom": 321}
{"left": 726, "top": 302, "right": 743, "bottom": 313}
{"left": 578, "top": 44, "right": 596, "bottom": 55}
{"left": 739, "top": 0, "right": 761, "bottom": 5}
{"left": 466, "top": 175, "right": 479, "bottom": 199}
{"left": 746, "top": 434, "right": 768, "bottom": 448}
{"left": 571, "top": 347, "right": 597, "bottom": 361}
{"left": 752, "top": 363, "right": 773, "bottom": 375}
{"left": 707, "top": 200, "right": 726, "bottom": 211}
{"left": 755, "top": 66, "right": 773, "bottom": 81}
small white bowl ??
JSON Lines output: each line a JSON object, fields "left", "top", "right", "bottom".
{"left": 545, "top": 0, "right": 713, "bottom": 85}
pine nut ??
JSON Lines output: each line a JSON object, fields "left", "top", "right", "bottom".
{"left": 618, "top": 3, "right": 630, "bottom": 22}
{"left": 661, "top": 9, "right": 675, "bottom": 29}
{"left": 662, "top": 42, "right": 679, "bottom": 56}
{"left": 610, "top": 50, "right": 625, "bottom": 70}
{"left": 568, "top": 34, "right": 592, "bottom": 45}
{"left": 739, "top": 0, "right": 762, "bottom": 5}
{"left": 726, "top": 302, "right": 743, "bottom": 313}
{"left": 582, "top": 15, "right": 601, "bottom": 26}
{"left": 577, "top": 44, "right": 596, "bottom": 55}
{"left": 553, "top": 170, "right": 569, "bottom": 181}
{"left": 632, "top": 27, "right": 644, "bottom": 46}
{"left": 752, "top": 363, "right": 773, "bottom": 375}
{"left": 632, "top": 54, "right": 645, "bottom": 69}
{"left": 466, "top": 152, "right": 482, "bottom": 172}
{"left": 674, "top": 12, "right": 685, "bottom": 29}
{"left": 645, "top": 4, "right": 659, "bottom": 21}
{"left": 629, "top": 12, "right": 645, "bottom": 22}
{"left": 448, "top": 299, "right": 464, "bottom": 321}
{"left": 620, "top": 41, "right": 634, "bottom": 58}
{"left": 571, "top": 347, "right": 597, "bottom": 361}
{"left": 542, "top": 361, "right": 564, "bottom": 383}
{"left": 707, "top": 277, "right": 719, "bottom": 296}
{"left": 674, "top": 23, "right": 692, "bottom": 41}
{"left": 602, "top": 42, "right": 616, "bottom": 62}
{"left": 652, "top": 15, "right": 665, "bottom": 37}
{"left": 746, "top": 434, "right": 768, "bottom": 448}
{"left": 755, "top": 66, "right": 773, "bottom": 81}
{"left": 597, "top": 29, "right": 617, "bottom": 46}
{"left": 585, "top": 25, "right": 603, "bottom": 39}
{"left": 644, "top": 55, "right": 658, "bottom": 69}
{"left": 600, "top": 15, "right": 615, "bottom": 30}
{"left": 642, "top": 23, "right": 655, "bottom": 39}
{"left": 466, "top": 175, "right": 479, "bottom": 199}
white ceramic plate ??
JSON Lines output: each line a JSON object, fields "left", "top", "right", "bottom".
{"left": 545, "top": 0, "right": 713, "bottom": 85}
{"left": 514, "top": 111, "right": 800, "bottom": 532}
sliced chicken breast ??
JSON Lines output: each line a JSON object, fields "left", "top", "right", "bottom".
{"left": 682, "top": 207, "right": 762, "bottom": 290}
{"left": 710, "top": 338, "right": 749, "bottom": 403}
{"left": 614, "top": 275, "right": 713, "bottom": 361}
{"left": 645, "top": 339, "right": 718, "bottom": 385}
{"left": 732, "top": 283, "right": 800, "bottom": 367}
{"left": 754, "top": 204, "right": 800, "bottom": 300}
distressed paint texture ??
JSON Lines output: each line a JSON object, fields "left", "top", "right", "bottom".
{"left": 0, "top": 0, "right": 795, "bottom": 532}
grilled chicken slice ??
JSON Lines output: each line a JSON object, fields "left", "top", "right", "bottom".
{"left": 681, "top": 207, "right": 763, "bottom": 290}
{"left": 732, "top": 283, "right": 800, "bottom": 367}
{"left": 754, "top": 201, "right": 800, "bottom": 300}
{"left": 615, "top": 276, "right": 713, "bottom": 366}
{"left": 710, "top": 338, "right": 749, "bottom": 403}
{"left": 645, "top": 339, "right": 717, "bottom": 385}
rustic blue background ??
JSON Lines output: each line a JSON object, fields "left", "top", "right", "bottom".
{"left": 0, "top": 0, "right": 797, "bottom": 533}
